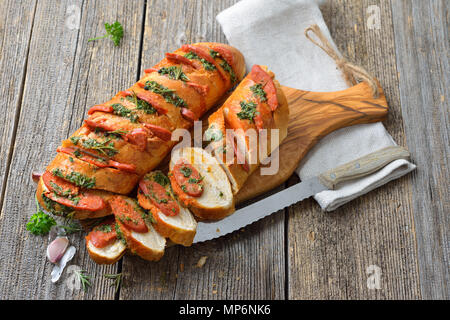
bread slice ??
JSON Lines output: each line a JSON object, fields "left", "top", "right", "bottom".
{"left": 86, "top": 239, "right": 126, "bottom": 265}
{"left": 169, "top": 147, "right": 234, "bottom": 220}
{"left": 110, "top": 196, "right": 166, "bottom": 261}
{"left": 137, "top": 171, "right": 197, "bottom": 246}
{"left": 85, "top": 217, "right": 127, "bottom": 264}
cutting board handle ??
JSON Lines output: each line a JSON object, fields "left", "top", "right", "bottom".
{"left": 236, "top": 80, "right": 390, "bottom": 203}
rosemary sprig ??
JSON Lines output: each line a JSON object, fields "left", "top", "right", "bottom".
{"left": 104, "top": 273, "right": 122, "bottom": 294}
{"left": 74, "top": 269, "right": 92, "bottom": 292}
{"left": 58, "top": 219, "right": 82, "bottom": 235}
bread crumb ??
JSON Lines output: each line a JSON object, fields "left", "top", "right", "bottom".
{"left": 196, "top": 256, "right": 208, "bottom": 268}
{"left": 216, "top": 228, "right": 220, "bottom": 233}
{"left": 212, "top": 290, "right": 217, "bottom": 294}
{"left": 180, "top": 263, "right": 184, "bottom": 272}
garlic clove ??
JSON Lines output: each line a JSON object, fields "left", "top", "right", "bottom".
{"left": 47, "top": 237, "right": 69, "bottom": 264}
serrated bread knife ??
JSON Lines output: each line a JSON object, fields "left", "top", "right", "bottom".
{"left": 193, "top": 146, "right": 410, "bottom": 243}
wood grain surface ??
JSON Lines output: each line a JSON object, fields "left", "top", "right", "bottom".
{"left": 391, "top": 0, "right": 449, "bottom": 299}
{"left": 0, "top": 0, "right": 447, "bottom": 300}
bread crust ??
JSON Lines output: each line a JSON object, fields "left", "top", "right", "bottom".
{"left": 86, "top": 240, "right": 126, "bottom": 265}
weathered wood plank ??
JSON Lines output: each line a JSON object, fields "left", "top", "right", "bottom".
{"left": 0, "top": 0, "right": 144, "bottom": 299}
{"left": 0, "top": 0, "right": 37, "bottom": 226}
{"left": 287, "top": 0, "right": 421, "bottom": 299}
{"left": 119, "top": 0, "right": 285, "bottom": 300}
{"left": 391, "top": 0, "right": 449, "bottom": 299}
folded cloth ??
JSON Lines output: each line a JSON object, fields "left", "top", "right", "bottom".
{"left": 217, "top": 0, "right": 416, "bottom": 211}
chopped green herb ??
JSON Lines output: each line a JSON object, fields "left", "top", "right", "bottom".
{"left": 80, "top": 138, "right": 118, "bottom": 157}
{"left": 112, "top": 103, "right": 139, "bottom": 123}
{"left": 153, "top": 171, "right": 170, "bottom": 186}
{"left": 158, "top": 66, "right": 189, "bottom": 81}
{"left": 96, "top": 224, "right": 112, "bottom": 233}
{"left": 220, "top": 61, "right": 237, "bottom": 84}
{"left": 181, "top": 185, "right": 187, "bottom": 192}
{"left": 52, "top": 169, "right": 96, "bottom": 188}
{"left": 250, "top": 83, "right": 267, "bottom": 102}
{"left": 143, "top": 81, "right": 187, "bottom": 108}
{"left": 237, "top": 101, "right": 259, "bottom": 123}
{"left": 126, "top": 93, "right": 156, "bottom": 114}
{"left": 68, "top": 156, "right": 74, "bottom": 163}
{"left": 184, "top": 51, "right": 216, "bottom": 71}
{"left": 70, "top": 136, "right": 81, "bottom": 145}
{"left": 104, "top": 129, "right": 128, "bottom": 139}
{"left": 210, "top": 50, "right": 220, "bottom": 59}
{"left": 180, "top": 166, "right": 192, "bottom": 177}
{"left": 88, "top": 21, "right": 124, "bottom": 47}
{"left": 115, "top": 223, "right": 127, "bottom": 245}
{"left": 219, "top": 191, "right": 224, "bottom": 197}
{"left": 73, "top": 149, "right": 82, "bottom": 158}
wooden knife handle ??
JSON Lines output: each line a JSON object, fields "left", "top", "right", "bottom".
{"left": 318, "top": 146, "right": 411, "bottom": 190}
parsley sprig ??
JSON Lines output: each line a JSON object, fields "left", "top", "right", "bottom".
{"left": 26, "top": 197, "right": 56, "bottom": 235}
{"left": 88, "top": 21, "right": 124, "bottom": 47}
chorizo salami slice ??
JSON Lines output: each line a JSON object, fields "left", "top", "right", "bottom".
{"left": 87, "top": 105, "right": 114, "bottom": 115}
{"left": 249, "top": 65, "right": 278, "bottom": 111}
{"left": 109, "top": 196, "right": 148, "bottom": 233}
{"left": 42, "top": 170, "right": 79, "bottom": 196}
{"left": 86, "top": 217, "right": 117, "bottom": 248}
{"left": 172, "top": 160, "right": 204, "bottom": 197}
{"left": 44, "top": 191, "right": 106, "bottom": 212}
{"left": 139, "top": 179, "right": 179, "bottom": 217}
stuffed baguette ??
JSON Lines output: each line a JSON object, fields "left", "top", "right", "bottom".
{"left": 206, "top": 65, "right": 289, "bottom": 194}
{"left": 38, "top": 42, "right": 245, "bottom": 218}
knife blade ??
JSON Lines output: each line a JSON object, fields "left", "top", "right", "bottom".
{"left": 193, "top": 146, "right": 410, "bottom": 243}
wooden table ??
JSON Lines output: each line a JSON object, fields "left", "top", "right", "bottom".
{"left": 0, "top": 0, "right": 447, "bottom": 300}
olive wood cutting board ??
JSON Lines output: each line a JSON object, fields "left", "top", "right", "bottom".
{"left": 235, "top": 81, "right": 389, "bottom": 204}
